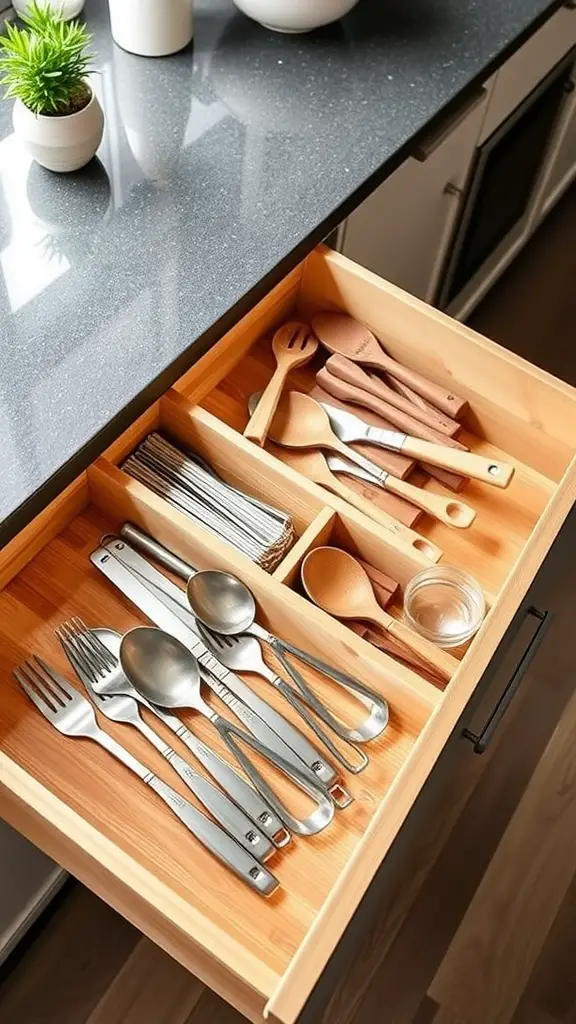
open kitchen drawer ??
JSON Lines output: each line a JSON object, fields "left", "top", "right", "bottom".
{"left": 1, "top": 247, "right": 575, "bottom": 1024}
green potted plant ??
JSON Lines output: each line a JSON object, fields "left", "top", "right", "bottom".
{"left": 0, "top": 2, "right": 104, "bottom": 172}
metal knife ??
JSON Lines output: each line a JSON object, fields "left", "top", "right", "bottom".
{"left": 319, "top": 402, "right": 513, "bottom": 488}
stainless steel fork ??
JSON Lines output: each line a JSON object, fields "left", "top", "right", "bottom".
{"left": 57, "top": 621, "right": 275, "bottom": 863}
{"left": 60, "top": 622, "right": 290, "bottom": 848}
{"left": 13, "top": 656, "right": 279, "bottom": 896}
{"left": 198, "top": 625, "right": 368, "bottom": 777}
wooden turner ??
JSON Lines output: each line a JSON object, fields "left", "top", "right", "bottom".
{"left": 312, "top": 312, "right": 468, "bottom": 419}
{"left": 266, "top": 391, "right": 477, "bottom": 529}
{"left": 244, "top": 322, "right": 318, "bottom": 446}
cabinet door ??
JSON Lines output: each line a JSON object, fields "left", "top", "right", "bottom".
{"left": 0, "top": 821, "right": 65, "bottom": 964}
{"left": 341, "top": 90, "right": 487, "bottom": 303}
{"left": 299, "top": 503, "right": 576, "bottom": 1024}
{"left": 540, "top": 75, "right": 576, "bottom": 216}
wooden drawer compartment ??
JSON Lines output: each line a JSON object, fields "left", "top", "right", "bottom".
{"left": 1, "top": 247, "right": 575, "bottom": 1024}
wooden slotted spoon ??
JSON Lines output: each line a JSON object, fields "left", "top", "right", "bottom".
{"left": 266, "top": 391, "right": 476, "bottom": 529}
{"left": 244, "top": 322, "right": 318, "bottom": 446}
{"left": 301, "top": 547, "right": 458, "bottom": 681}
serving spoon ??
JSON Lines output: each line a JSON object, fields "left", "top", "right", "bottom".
{"left": 112, "top": 527, "right": 389, "bottom": 745}
{"left": 300, "top": 547, "right": 458, "bottom": 682}
{"left": 120, "top": 626, "right": 335, "bottom": 837}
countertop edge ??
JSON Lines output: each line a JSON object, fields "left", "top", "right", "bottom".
{"left": 0, "top": 0, "right": 564, "bottom": 550}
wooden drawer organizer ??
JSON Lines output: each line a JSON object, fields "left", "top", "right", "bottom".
{"left": 1, "top": 247, "right": 576, "bottom": 1024}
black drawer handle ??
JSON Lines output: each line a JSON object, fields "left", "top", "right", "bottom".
{"left": 462, "top": 607, "right": 552, "bottom": 754}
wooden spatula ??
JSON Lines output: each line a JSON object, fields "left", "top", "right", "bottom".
{"left": 267, "top": 391, "right": 477, "bottom": 529}
{"left": 311, "top": 312, "right": 468, "bottom": 419}
{"left": 244, "top": 322, "right": 318, "bottom": 446}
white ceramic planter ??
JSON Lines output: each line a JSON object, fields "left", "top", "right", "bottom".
{"left": 12, "top": 0, "right": 85, "bottom": 20}
{"left": 108, "top": 0, "right": 193, "bottom": 57}
{"left": 231, "top": 0, "right": 359, "bottom": 33}
{"left": 13, "top": 88, "right": 104, "bottom": 172}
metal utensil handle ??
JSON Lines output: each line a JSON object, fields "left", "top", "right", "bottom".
{"left": 102, "top": 538, "right": 340, "bottom": 788}
{"left": 147, "top": 777, "right": 278, "bottom": 896}
{"left": 91, "top": 547, "right": 290, "bottom": 847}
{"left": 139, "top": 721, "right": 274, "bottom": 862}
{"left": 272, "top": 675, "right": 368, "bottom": 778}
{"left": 212, "top": 715, "right": 335, "bottom": 837}
{"left": 266, "top": 636, "right": 390, "bottom": 744}
{"left": 163, "top": 721, "right": 289, "bottom": 848}
{"left": 201, "top": 671, "right": 336, "bottom": 790}
{"left": 120, "top": 524, "right": 195, "bottom": 579}
{"left": 201, "top": 667, "right": 339, "bottom": 790}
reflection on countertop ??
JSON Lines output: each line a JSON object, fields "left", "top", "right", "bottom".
{"left": 0, "top": 0, "right": 559, "bottom": 540}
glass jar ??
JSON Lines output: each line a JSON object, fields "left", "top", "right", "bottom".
{"left": 404, "top": 566, "right": 485, "bottom": 649}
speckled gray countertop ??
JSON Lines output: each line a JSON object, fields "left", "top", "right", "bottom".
{"left": 0, "top": 0, "right": 561, "bottom": 543}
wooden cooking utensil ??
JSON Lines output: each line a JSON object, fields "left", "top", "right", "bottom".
{"left": 267, "top": 391, "right": 477, "bottom": 529}
{"left": 274, "top": 446, "right": 443, "bottom": 562}
{"left": 311, "top": 312, "right": 468, "bottom": 419}
{"left": 244, "top": 322, "right": 318, "bottom": 446}
{"left": 325, "top": 354, "right": 460, "bottom": 437}
{"left": 301, "top": 547, "right": 458, "bottom": 682}
{"left": 315, "top": 371, "right": 514, "bottom": 489}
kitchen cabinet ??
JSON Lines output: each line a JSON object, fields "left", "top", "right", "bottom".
{"left": 538, "top": 74, "right": 576, "bottom": 216}
{"left": 0, "top": 822, "right": 64, "bottom": 964}
{"left": 303, "top": 502, "right": 576, "bottom": 1023}
{"left": 0, "top": 245, "right": 575, "bottom": 1023}
{"left": 341, "top": 88, "right": 489, "bottom": 303}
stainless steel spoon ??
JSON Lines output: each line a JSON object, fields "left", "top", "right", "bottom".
{"left": 115, "top": 527, "right": 389, "bottom": 745}
{"left": 120, "top": 626, "right": 335, "bottom": 838}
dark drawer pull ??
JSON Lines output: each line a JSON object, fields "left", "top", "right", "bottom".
{"left": 462, "top": 607, "right": 552, "bottom": 754}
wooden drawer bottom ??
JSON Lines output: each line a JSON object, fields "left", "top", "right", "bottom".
{"left": 1, "top": 248, "right": 575, "bottom": 1023}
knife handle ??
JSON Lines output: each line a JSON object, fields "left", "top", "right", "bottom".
{"left": 383, "top": 476, "right": 476, "bottom": 529}
{"left": 399, "top": 438, "right": 514, "bottom": 489}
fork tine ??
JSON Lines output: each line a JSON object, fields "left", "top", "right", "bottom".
{"left": 16, "top": 659, "right": 64, "bottom": 708}
{"left": 57, "top": 623, "right": 104, "bottom": 682}
{"left": 65, "top": 619, "right": 111, "bottom": 673}
{"left": 14, "top": 669, "right": 58, "bottom": 717}
{"left": 33, "top": 656, "right": 77, "bottom": 703}
{"left": 80, "top": 627, "right": 118, "bottom": 670}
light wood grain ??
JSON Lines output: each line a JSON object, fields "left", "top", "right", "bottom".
{"left": 1, "top": 245, "right": 576, "bottom": 1024}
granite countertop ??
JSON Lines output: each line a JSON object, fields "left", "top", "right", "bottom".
{"left": 0, "top": 0, "right": 561, "bottom": 544}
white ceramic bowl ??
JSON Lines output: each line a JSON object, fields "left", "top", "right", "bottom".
{"left": 231, "top": 0, "right": 359, "bottom": 33}
{"left": 12, "top": 0, "right": 85, "bottom": 20}
{"left": 13, "top": 87, "right": 104, "bottom": 172}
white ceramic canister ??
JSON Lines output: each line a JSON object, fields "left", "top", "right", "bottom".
{"left": 231, "top": 0, "right": 358, "bottom": 33}
{"left": 108, "top": 0, "right": 193, "bottom": 57}
{"left": 12, "top": 0, "right": 85, "bottom": 20}
{"left": 13, "top": 86, "right": 104, "bottom": 172}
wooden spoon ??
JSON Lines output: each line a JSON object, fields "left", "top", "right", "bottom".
{"left": 301, "top": 547, "right": 458, "bottom": 682}
{"left": 267, "top": 391, "right": 477, "bottom": 529}
{"left": 275, "top": 447, "right": 443, "bottom": 562}
{"left": 244, "top": 322, "right": 318, "bottom": 446}
{"left": 311, "top": 312, "right": 468, "bottom": 419}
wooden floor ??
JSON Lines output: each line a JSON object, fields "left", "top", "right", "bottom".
{"left": 1, "top": 186, "right": 576, "bottom": 1024}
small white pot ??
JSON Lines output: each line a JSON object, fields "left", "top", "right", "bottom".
{"left": 12, "top": 0, "right": 85, "bottom": 20}
{"left": 231, "top": 0, "right": 359, "bottom": 33}
{"left": 13, "top": 88, "right": 104, "bottom": 172}
{"left": 108, "top": 0, "right": 193, "bottom": 57}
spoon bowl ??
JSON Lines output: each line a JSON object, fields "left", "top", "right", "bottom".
{"left": 186, "top": 570, "right": 257, "bottom": 635}
{"left": 120, "top": 626, "right": 201, "bottom": 710}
